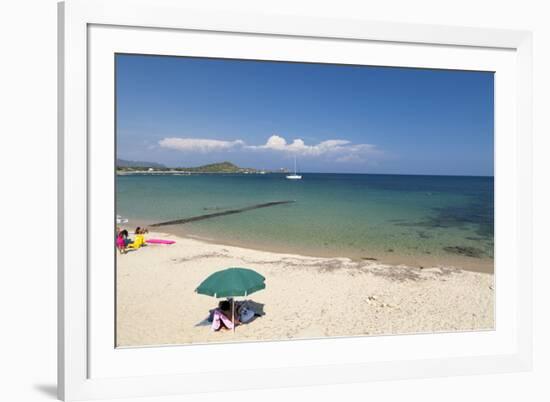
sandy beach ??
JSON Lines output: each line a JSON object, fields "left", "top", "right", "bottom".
{"left": 116, "top": 230, "right": 494, "bottom": 347}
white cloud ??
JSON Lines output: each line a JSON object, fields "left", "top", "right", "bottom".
{"left": 248, "top": 135, "right": 376, "bottom": 158}
{"left": 158, "top": 134, "right": 378, "bottom": 162}
{"left": 158, "top": 137, "right": 244, "bottom": 153}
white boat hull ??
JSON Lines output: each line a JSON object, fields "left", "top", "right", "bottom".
{"left": 286, "top": 156, "right": 302, "bottom": 179}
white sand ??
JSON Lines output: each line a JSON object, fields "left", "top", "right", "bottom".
{"left": 116, "top": 231, "right": 494, "bottom": 347}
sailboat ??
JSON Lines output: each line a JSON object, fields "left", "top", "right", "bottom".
{"left": 286, "top": 155, "right": 302, "bottom": 180}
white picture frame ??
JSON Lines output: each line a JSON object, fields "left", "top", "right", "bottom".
{"left": 58, "top": 0, "right": 533, "bottom": 400}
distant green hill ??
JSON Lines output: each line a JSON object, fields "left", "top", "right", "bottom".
{"left": 173, "top": 161, "right": 258, "bottom": 173}
{"left": 117, "top": 161, "right": 261, "bottom": 173}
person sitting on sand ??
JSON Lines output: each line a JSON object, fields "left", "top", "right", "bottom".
{"left": 119, "top": 229, "right": 132, "bottom": 247}
{"left": 116, "top": 231, "right": 126, "bottom": 254}
{"left": 128, "top": 232, "right": 145, "bottom": 249}
{"left": 210, "top": 299, "right": 257, "bottom": 331}
{"left": 126, "top": 228, "right": 145, "bottom": 250}
{"left": 211, "top": 300, "right": 237, "bottom": 331}
{"left": 222, "top": 300, "right": 242, "bottom": 324}
{"left": 214, "top": 299, "right": 252, "bottom": 328}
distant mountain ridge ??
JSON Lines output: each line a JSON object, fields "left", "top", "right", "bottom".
{"left": 117, "top": 158, "right": 165, "bottom": 168}
{"left": 117, "top": 160, "right": 264, "bottom": 173}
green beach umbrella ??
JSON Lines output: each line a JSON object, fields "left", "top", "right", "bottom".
{"left": 195, "top": 267, "right": 266, "bottom": 332}
{"left": 195, "top": 267, "right": 266, "bottom": 298}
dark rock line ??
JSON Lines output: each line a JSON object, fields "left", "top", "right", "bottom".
{"left": 150, "top": 200, "right": 295, "bottom": 227}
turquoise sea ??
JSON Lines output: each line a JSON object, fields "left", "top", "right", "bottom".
{"left": 116, "top": 173, "right": 494, "bottom": 272}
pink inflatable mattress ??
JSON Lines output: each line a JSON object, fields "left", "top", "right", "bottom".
{"left": 146, "top": 239, "right": 175, "bottom": 245}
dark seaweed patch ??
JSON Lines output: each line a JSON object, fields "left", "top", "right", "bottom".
{"left": 443, "top": 246, "right": 485, "bottom": 258}
{"left": 392, "top": 200, "right": 493, "bottom": 243}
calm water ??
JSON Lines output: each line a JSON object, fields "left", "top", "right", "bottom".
{"left": 116, "top": 173, "right": 494, "bottom": 271}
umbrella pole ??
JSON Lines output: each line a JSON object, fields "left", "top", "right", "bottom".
{"left": 232, "top": 298, "right": 235, "bottom": 333}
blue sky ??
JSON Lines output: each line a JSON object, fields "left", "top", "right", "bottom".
{"left": 116, "top": 54, "right": 494, "bottom": 176}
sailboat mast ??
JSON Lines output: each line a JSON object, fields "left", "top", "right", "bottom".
{"left": 285, "top": 154, "right": 302, "bottom": 179}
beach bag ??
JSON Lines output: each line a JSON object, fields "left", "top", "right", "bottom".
{"left": 239, "top": 305, "right": 255, "bottom": 323}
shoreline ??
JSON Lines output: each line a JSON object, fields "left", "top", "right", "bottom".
{"left": 120, "top": 221, "right": 494, "bottom": 274}
{"left": 116, "top": 229, "right": 494, "bottom": 347}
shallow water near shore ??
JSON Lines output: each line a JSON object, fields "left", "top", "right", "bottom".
{"left": 116, "top": 173, "right": 494, "bottom": 272}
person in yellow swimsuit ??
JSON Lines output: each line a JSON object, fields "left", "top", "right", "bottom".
{"left": 128, "top": 233, "right": 145, "bottom": 249}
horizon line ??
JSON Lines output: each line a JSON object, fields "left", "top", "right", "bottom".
{"left": 118, "top": 169, "right": 494, "bottom": 178}
{"left": 116, "top": 159, "right": 493, "bottom": 178}
{"left": 286, "top": 171, "right": 494, "bottom": 178}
